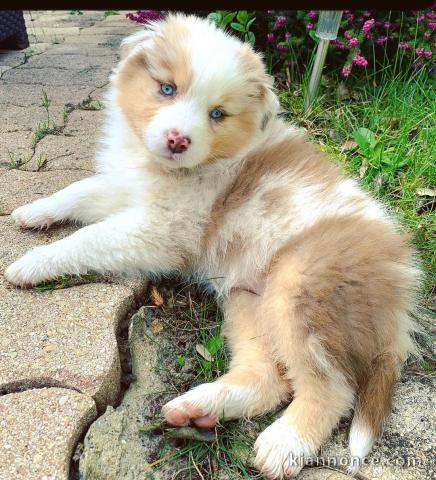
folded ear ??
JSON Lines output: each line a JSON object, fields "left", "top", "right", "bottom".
{"left": 120, "top": 29, "right": 156, "bottom": 60}
{"left": 240, "top": 44, "right": 280, "bottom": 127}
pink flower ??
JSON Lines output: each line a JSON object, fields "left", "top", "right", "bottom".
{"left": 416, "top": 47, "right": 425, "bottom": 56}
{"left": 352, "top": 55, "right": 369, "bottom": 67}
{"left": 424, "top": 50, "right": 432, "bottom": 58}
{"left": 348, "top": 37, "right": 359, "bottom": 48}
{"left": 426, "top": 12, "right": 436, "bottom": 19}
{"left": 398, "top": 41, "right": 409, "bottom": 49}
{"left": 424, "top": 31, "right": 431, "bottom": 39}
{"left": 306, "top": 23, "right": 314, "bottom": 30}
{"left": 376, "top": 36, "right": 388, "bottom": 45}
{"left": 362, "top": 19, "right": 375, "bottom": 34}
{"left": 346, "top": 13, "right": 354, "bottom": 22}
{"left": 417, "top": 15, "right": 425, "bottom": 22}
{"left": 126, "top": 10, "right": 162, "bottom": 23}
{"left": 266, "top": 33, "right": 275, "bottom": 42}
{"left": 341, "top": 64, "right": 352, "bottom": 77}
{"left": 308, "top": 10, "right": 317, "bottom": 19}
{"left": 285, "top": 32, "right": 291, "bottom": 39}
{"left": 274, "top": 16, "right": 286, "bottom": 29}
{"left": 362, "top": 10, "right": 372, "bottom": 18}
{"left": 277, "top": 44, "right": 289, "bottom": 52}
{"left": 428, "top": 21, "right": 436, "bottom": 29}
{"left": 384, "top": 21, "right": 391, "bottom": 29}
{"left": 332, "top": 39, "right": 346, "bottom": 50}
{"left": 344, "top": 30, "right": 352, "bottom": 40}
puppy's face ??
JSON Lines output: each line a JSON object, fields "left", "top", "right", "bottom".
{"left": 113, "top": 15, "right": 278, "bottom": 169}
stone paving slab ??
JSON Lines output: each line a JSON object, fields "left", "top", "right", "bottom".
{"left": 0, "top": 169, "right": 88, "bottom": 214}
{"left": 30, "top": 134, "right": 96, "bottom": 172}
{"left": 0, "top": 104, "right": 67, "bottom": 134}
{"left": 22, "top": 52, "right": 118, "bottom": 70}
{"left": 46, "top": 43, "right": 119, "bottom": 57}
{"left": 0, "top": 387, "right": 97, "bottom": 480}
{"left": 0, "top": 81, "right": 98, "bottom": 107}
{"left": 1, "top": 64, "right": 110, "bottom": 87}
{"left": 0, "top": 270, "right": 138, "bottom": 409}
{"left": 0, "top": 132, "right": 34, "bottom": 168}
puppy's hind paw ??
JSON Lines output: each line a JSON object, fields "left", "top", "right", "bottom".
{"left": 12, "top": 202, "right": 54, "bottom": 230}
{"left": 254, "top": 418, "right": 315, "bottom": 479}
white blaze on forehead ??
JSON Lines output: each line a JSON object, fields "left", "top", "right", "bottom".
{"left": 178, "top": 18, "right": 245, "bottom": 104}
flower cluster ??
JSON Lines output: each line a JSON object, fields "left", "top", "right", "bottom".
{"left": 126, "top": 10, "right": 163, "bottom": 24}
{"left": 261, "top": 9, "right": 434, "bottom": 80}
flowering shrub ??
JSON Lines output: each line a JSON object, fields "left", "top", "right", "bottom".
{"left": 263, "top": 9, "right": 435, "bottom": 79}
{"left": 126, "top": 10, "right": 163, "bottom": 23}
{"left": 126, "top": 9, "right": 434, "bottom": 79}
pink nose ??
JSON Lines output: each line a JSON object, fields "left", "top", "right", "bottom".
{"left": 166, "top": 129, "right": 191, "bottom": 154}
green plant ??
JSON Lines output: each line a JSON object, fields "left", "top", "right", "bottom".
{"left": 32, "top": 90, "right": 61, "bottom": 147}
{"left": 7, "top": 151, "right": 31, "bottom": 170}
{"left": 208, "top": 11, "right": 256, "bottom": 46}
{"left": 70, "top": 10, "right": 83, "bottom": 15}
{"left": 175, "top": 354, "right": 186, "bottom": 367}
{"left": 104, "top": 10, "right": 119, "bottom": 17}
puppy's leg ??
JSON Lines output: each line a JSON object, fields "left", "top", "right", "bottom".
{"left": 254, "top": 371, "right": 354, "bottom": 478}
{"left": 5, "top": 207, "right": 184, "bottom": 287}
{"left": 162, "top": 290, "right": 290, "bottom": 428}
{"left": 11, "top": 174, "right": 130, "bottom": 229}
{"left": 253, "top": 254, "right": 355, "bottom": 479}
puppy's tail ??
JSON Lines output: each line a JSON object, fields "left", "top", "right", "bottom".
{"left": 348, "top": 352, "right": 401, "bottom": 475}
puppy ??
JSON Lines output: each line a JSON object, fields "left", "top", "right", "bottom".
{"left": 5, "top": 14, "right": 419, "bottom": 479}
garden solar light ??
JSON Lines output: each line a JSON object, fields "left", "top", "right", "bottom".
{"left": 304, "top": 11, "right": 343, "bottom": 110}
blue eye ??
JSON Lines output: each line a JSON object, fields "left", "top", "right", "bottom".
{"left": 161, "top": 83, "right": 175, "bottom": 96}
{"left": 209, "top": 108, "right": 223, "bottom": 120}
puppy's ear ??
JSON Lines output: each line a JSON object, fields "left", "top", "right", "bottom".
{"left": 240, "top": 44, "right": 280, "bottom": 128}
{"left": 120, "top": 29, "right": 156, "bottom": 60}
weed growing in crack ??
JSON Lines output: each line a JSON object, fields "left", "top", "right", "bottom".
{"left": 32, "top": 90, "right": 62, "bottom": 147}
{"left": 23, "top": 48, "right": 35, "bottom": 63}
{"left": 7, "top": 151, "right": 32, "bottom": 170}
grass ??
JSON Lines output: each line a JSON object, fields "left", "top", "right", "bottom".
{"left": 32, "top": 90, "right": 62, "bottom": 147}
{"left": 33, "top": 274, "right": 100, "bottom": 292}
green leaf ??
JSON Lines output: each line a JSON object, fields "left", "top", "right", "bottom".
{"left": 246, "top": 17, "right": 256, "bottom": 30}
{"left": 205, "top": 335, "right": 224, "bottom": 355}
{"left": 236, "top": 10, "right": 248, "bottom": 25}
{"left": 222, "top": 12, "right": 236, "bottom": 27}
{"left": 248, "top": 31, "right": 255, "bottom": 46}
{"left": 353, "top": 127, "right": 377, "bottom": 152}
{"left": 207, "top": 12, "right": 221, "bottom": 26}
{"left": 230, "top": 22, "right": 246, "bottom": 33}
{"left": 308, "top": 30, "right": 319, "bottom": 43}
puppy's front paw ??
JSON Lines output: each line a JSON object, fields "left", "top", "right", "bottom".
{"left": 12, "top": 202, "right": 54, "bottom": 229}
{"left": 4, "top": 249, "right": 52, "bottom": 287}
{"left": 254, "top": 418, "right": 315, "bottom": 479}
{"left": 162, "top": 382, "right": 252, "bottom": 428}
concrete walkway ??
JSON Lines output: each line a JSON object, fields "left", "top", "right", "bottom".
{"left": 0, "top": 11, "right": 147, "bottom": 479}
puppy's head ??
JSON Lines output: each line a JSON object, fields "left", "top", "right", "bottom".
{"left": 113, "top": 14, "right": 279, "bottom": 169}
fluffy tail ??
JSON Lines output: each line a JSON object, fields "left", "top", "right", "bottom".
{"left": 348, "top": 352, "right": 400, "bottom": 475}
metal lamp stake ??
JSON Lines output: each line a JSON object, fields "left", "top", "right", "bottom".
{"left": 304, "top": 11, "right": 343, "bottom": 111}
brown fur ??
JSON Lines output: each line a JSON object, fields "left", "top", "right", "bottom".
{"left": 202, "top": 135, "right": 342, "bottom": 254}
